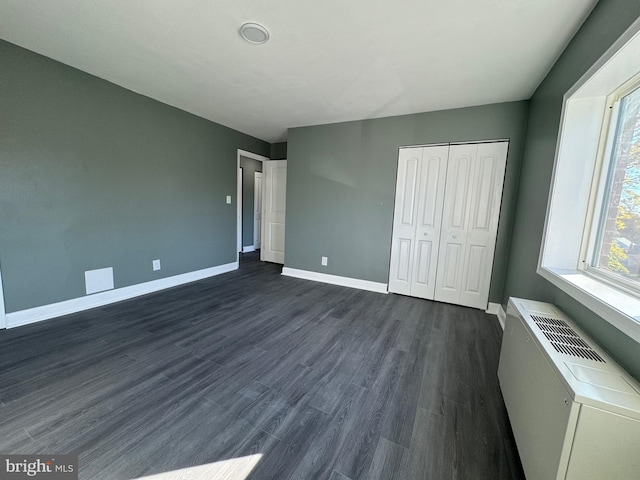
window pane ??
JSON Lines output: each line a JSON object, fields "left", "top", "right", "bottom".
{"left": 593, "top": 86, "right": 640, "bottom": 283}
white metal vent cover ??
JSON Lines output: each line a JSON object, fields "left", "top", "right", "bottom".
{"left": 500, "top": 298, "right": 640, "bottom": 479}
{"left": 530, "top": 314, "right": 606, "bottom": 363}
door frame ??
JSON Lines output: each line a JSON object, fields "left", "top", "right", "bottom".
{"left": 254, "top": 171, "right": 263, "bottom": 249}
{"left": 237, "top": 149, "right": 270, "bottom": 262}
{"left": 238, "top": 166, "right": 243, "bottom": 253}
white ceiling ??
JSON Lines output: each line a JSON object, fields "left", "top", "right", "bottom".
{"left": 0, "top": 0, "right": 598, "bottom": 143}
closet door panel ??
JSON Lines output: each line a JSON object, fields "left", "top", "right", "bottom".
{"left": 439, "top": 241, "right": 463, "bottom": 290}
{"left": 418, "top": 152, "right": 448, "bottom": 228}
{"left": 446, "top": 153, "right": 473, "bottom": 229}
{"left": 410, "top": 145, "right": 449, "bottom": 298}
{"left": 399, "top": 238, "right": 414, "bottom": 280}
{"left": 414, "top": 240, "right": 433, "bottom": 285}
{"left": 462, "top": 243, "right": 486, "bottom": 294}
{"left": 389, "top": 148, "right": 423, "bottom": 295}
{"left": 434, "top": 144, "right": 476, "bottom": 305}
{"left": 459, "top": 142, "right": 508, "bottom": 309}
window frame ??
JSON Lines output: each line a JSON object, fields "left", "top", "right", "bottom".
{"left": 581, "top": 79, "right": 640, "bottom": 296}
{"left": 538, "top": 17, "right": 640, "bottom": 344}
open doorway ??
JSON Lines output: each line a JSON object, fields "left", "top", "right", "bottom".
{"left": 236, "top": 150, "right": 269, "bottom": 259}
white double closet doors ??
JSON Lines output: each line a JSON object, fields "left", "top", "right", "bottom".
{"left": 388, "top": 141, "right": 508, "bottom": 309}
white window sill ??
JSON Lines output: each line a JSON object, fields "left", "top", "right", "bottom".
{"left": 538, "top": 266, "right": 640, "bottom": 343}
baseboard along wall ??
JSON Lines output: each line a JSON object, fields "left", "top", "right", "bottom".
{"left": 5, "top": 261, "right": 238, "bottom": 328}
{"left": 281, "top": 267, "right": 388, "bottom": 294}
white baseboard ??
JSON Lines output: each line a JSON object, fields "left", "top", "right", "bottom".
{"left": 486, "top": 302, "right": 500, "bottom": 315}
{"left": 497, "top": 305, "right": 506, "bottom": 330}
{"left": 282, "top": 267, "right": 388, "bottom": 294}
{"left": 6, "top": 261, "right": 238, "bottom": 329}
{"left": 242, "top": 246, "right": 256, "bottom": 253}
{"left": 486, "top": 302, "right": 506, "bottom": 330}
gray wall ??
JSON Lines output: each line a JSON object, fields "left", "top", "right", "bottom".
{"left": 270, "top": 142, "right": 287, "bottom": 160}
{"left": 0, "top": 40, "right": 269, "bottom": 313}
{"left": 285, "top": 102, "right": 528, "bottom": 304}
{"left": 240, "top": 156, "right": 263, "bottom": 248}
{"left": 503, "top": 0, "right": 640, "bottom": 380}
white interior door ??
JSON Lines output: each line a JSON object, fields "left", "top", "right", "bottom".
{"left": 261, "top": 160, "right": 287, "bottom": 264}
{"left": 254, "top": 172, "right": 262, "bottom": 249}
{"left": 434, "top": 142, "right": 508, "bottom": 309}
{"left": 388, "top": 145, "right": 448, "bottom": 298}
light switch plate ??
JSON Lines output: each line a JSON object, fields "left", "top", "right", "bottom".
{"left": 152, "top": 259, "right": 161, "bottom": 271}
{"left": 226, "top": 195, "right": 232, "bottom": 204}
{"left": 321, "top": 256, "right": 328, "bottom": 266}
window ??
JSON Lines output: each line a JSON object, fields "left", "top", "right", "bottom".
{"left": 587, "top": 83, "right": 640, "bottom": 290}
{"left": 539, "top": 18, "right": 640, "bottom": 343}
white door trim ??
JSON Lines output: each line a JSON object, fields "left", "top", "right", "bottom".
{"left": 237, "top": 149, "right": 270, "bottom": 262}
{"left": 254, "top": 171, "right": 263, "bottom": 249}
{"left": 238, "top": 166, "right": 243, "bottom": 254}
{"left": 237, "top": 149, "right": 269, "bottom": 163}
{"left": 0, "top": 263, "right": 6, "bottom": 329}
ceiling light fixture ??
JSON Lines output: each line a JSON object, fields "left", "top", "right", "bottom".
{"left": 239, "top": 23, "right": 270, "bottom": 45}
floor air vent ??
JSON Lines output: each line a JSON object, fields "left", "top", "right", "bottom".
{"left": 530, "top": 314, "right": 605, "bottom": 363}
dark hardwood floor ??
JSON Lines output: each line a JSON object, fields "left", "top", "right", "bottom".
{"left": 0, "top": 252, "right": 524, "bottom": 479}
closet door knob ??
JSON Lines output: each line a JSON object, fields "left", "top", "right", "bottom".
{"left": 424, "top": 232, "right": 429, "bottom": 236}
{"left": 452, "top": 234, "right": 457, "bottom": 239}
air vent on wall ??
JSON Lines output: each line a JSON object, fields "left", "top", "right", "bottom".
{"left": 530, "top": 314, "right": 605, "bottom": 363}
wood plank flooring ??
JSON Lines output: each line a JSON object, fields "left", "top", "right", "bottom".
{"left": 0, "top": 252, "right": 524, "bottom": 479}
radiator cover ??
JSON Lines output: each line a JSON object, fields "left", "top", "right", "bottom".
{"left": 498, "top": 298, "right": 640, "bottom": 480}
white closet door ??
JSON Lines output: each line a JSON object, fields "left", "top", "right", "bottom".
{"left": 410, "top": 146, "right": 449, "bottom": 298}
{"left": 458, "top": 142, "right": 508, "bottom": 308}
{"left": 434, "top": 142, "right": 508, "bottom": 309}
{"left": 389, "top": 148, "right": 422, "bottom": 295}
{"left": 389, "top": 145, "right": 448, "bottom": 298}
{"left": 434, "top": 144, "right": 476, "bottom": 305}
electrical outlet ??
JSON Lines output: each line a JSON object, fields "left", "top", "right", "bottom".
{"left": 321, "top": 256, "right": 328, "bottom": 266}
{"left": 226, "top": 195, "right": 232, "bottom": 204}
{"left": 152, "top": 259, "right": 161, "bottom": 271}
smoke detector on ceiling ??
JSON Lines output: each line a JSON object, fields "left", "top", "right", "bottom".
{"left": 240, "top": 23, "right": 270, "bottom": 45}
